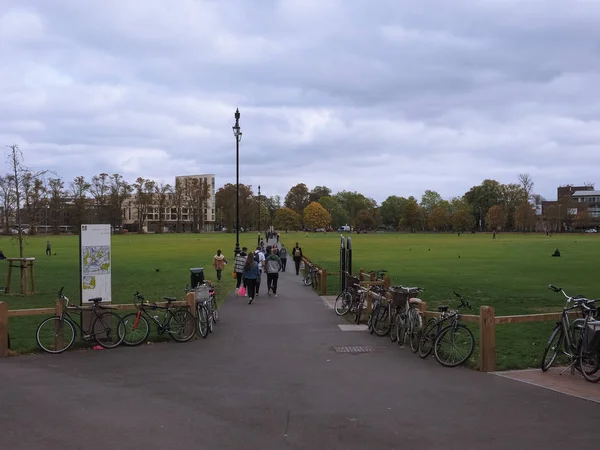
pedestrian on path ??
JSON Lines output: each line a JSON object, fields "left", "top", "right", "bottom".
{"left": 254, "top": 246, "right": 265, "bottom": 296}
{"left": 265, "top": 248, "right": 282, "bottom": 296}
{"left": 279, "top": 244, "right": 288, "bottom": 272}
{"left": 212, "top": 249, "right": 227, "bottom": 281}
{"left": 292, "top": 242, "right": 303, "bottom": 275}
{"left": 242, "top": 253, "right": 260, "bottom": 304}
{"left": 234, "top": 247, "right": 248, "bottom": 290}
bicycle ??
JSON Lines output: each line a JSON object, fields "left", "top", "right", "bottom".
{"left": 121, "top": 292, "right": 196, "bottom": 346}
{"left": 541, "top": 285, "right": 598, "bottom": 376}
{"left": 418, "top": 292, "right": 475, "bottom": 367}
{"left": 366, "top": 285, "right": 388, "bottom": 334}
{"left": 389, "top": 286, "right": 425, "bottom": 352}
{"left": 303, "top": 263, "right": 319, "bottom": 289}
{"left": 36, "top": 287, "right": 125, "bottom": 354}
{"left": 186, "top": 283, "right": 218, "bottom": 338}
{"left": 333, "top": 272, "right": 359, "bottom": 316}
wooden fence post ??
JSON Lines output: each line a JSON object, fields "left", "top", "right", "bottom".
{"left": 185, "top": 292, "right": 197, "bottom": 339}
{"left": 359, "top": 268, "right": 364, "bottom": 280}
{"left": 320, "top": 269, "right": 327, "bottom": 295}
{"left": 366, "top": 290, "right": 373, "bottom": 313}
{"left": 418, "top": 301, "right": 427, "bottom": 321}
{"left": 383, "top": 275, "right": 391, "bottom": 289}
{"left": 0, "top": 302, "right": 8, "bottom": 357}
{"left": 479, "top": 306, "right": 496, "bottom": 372}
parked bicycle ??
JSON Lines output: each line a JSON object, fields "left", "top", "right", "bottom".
{"left": 417, "top": 292, "right": 475, "bottom": 367}
{"left": 333, "top": 272, "right": 359, "bottom": 316}
{"left": 186, "top": 283, "right": 219, "bottom": 338}
{"left": 36, "top": 287, "right": 125, "bottom": 354}
{"left": 389, "top": 286, "right": 425, "bottom": 352}
{"left": 541, "top": 285, "right": 599, "bottom": 380}
{"left": 303, "top": 263, "right": 320, "bottom": 291}
{"left": 121, "top": 292, "right": 196, "bottom": 346}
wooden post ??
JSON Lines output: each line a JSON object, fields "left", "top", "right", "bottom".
{"left": 359, "top": 268, "right": 364, "bottom": 280}
{"left": 366, "top": 290, "right": 373, "bottom": 313}
{"left": 185, "top": 292, "right": 197, "bottom": 339}
{"left": 0, "top": 302, "right": 8, "bottom": 357}
{"left": 320, "top": 269, "right": 327, "bottom": 295}
{"left": 383, "top": 275, "right": 391, "bottom": 289}
{"left": 369, "top": 271, "right": 375, "bottom": 287}
{"left": 479, "top": 306, "right": 496, "bottom": 372}
{"left": 21, "top": 260, "right": 28, "bottom": 295}
{"left": 418, "top": 301, "right": 427, "bottom": 321}
{"left": 29, "top": 259, "right": 35, "bottom": 293}
{"left": 5, "top": 261, "right": 12, "bottom": 294}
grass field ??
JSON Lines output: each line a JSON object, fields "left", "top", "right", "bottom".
{"left": 279, "top": 231, "right": 600, "bottom": 370}
{"left": 1, "top": 232, "right": 254, "bottom": 354}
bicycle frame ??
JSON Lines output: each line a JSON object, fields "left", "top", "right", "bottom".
{"left": 60, "top": 295, "right": 114, "bottom": 339}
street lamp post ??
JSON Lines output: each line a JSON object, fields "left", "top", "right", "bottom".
{"left": 257, "top": 184, "right": 261, "bottom": 247}
{"left": 479, "top": 207, "right": 482, "bottom": 232}
{"left": 232, "top": 108, "right": 242, "bottom": 256}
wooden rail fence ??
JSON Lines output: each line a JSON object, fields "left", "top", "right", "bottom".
{"left": 0, "top": 292, "right": 195, "bottom": 358}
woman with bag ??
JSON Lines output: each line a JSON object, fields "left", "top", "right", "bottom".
{"left": 212, "top": 249, "right": 226, "bottom": 281}
{"left": 242, "top": 252, "right": 260, "bottom": 304}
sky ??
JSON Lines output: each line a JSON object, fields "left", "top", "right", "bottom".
{"left": 1, "top": 0, "right": 600, "bottom": 204}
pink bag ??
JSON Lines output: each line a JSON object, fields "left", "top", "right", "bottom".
{"left": 238, "top": 286, "right": 246, "bottom": 296}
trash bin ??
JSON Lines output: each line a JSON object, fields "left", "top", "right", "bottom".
{"left": 190, "top": 268, "right": 204, "bottom": 288}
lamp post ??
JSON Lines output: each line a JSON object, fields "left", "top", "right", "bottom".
{"left": 257, "top": 184, "right": 261, "bottom": 246}
{"left": 479, "top": 207, "right": 482, "bottom": 232}
{"left": 232, "top": 108, "right": 242, "bottom": 256}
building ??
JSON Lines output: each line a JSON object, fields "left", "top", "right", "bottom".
{"left": 572, "top": 190, "right": 600, "bottom": 219}
{"left": 122, "top": 174, "right": 216, "bottom": 232}
{"left": 540, "top": 184, "right": 597, "bottom": 231}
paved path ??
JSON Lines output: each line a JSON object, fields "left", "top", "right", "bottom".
{"left": 2, "top": 265, "right": 600, "bottom": 449}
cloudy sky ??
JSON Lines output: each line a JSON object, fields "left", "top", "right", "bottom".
{"left": 1, "top": 0, "right": 600, "bottom": 204}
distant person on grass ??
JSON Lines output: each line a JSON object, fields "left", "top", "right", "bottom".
{"left": 46, "top": 240, "right": 51, "bottom": 256}
{"left": 292, "top": 242, "right": 303, "bottom": 275}
{"left": 234, "top": 247, "right": 248, "bottom": 290}
{"left": 265, "top": 248, "right": 282, "bottom": 296}
{"left": 242, "top": 252, "right": 260, "bottom": 304}
{"left": 212, "top": 249, "right": 226, "bottom": 281}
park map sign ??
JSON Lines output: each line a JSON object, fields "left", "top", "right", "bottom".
{"left": 80, "top": 224, "right": 112, "bottom": 304}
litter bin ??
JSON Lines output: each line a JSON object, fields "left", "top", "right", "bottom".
{"left": 190, "top": 267, "right": 205, "bottom": 288}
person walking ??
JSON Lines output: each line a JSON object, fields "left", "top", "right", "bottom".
{"left": 279, "top": 245, "right": 288, "bottom": 272}
{"left": 212, "top": 249, "right": 226, "bottom": 281}
{"left": 242, "top": 253, "right": 260, "bottom": 304}
{"left": 46, "top": 240, "right": 52, "bottom": 256}
{"left": 254, "top": 246, "right": 265, "bottom": 296}
{"left": 233, "top": 247, "right": 248, "bottom": 290}
{"left": 292, "top": 242, "right": 303, "bottom": 275}
{"left": 265, "top": 248, "right": 282, "bottom": 296}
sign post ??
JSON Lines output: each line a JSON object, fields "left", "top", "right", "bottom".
{"left": 339, "top": 235, "right": 346, "bottom": 292}
{"left": 80, "top": 224, "right": 112, "bottom": 306}
{"left": 346, "top": 236, "right": 353, "bottom": 279}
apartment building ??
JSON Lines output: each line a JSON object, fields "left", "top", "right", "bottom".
{"left": 572, "top": 190, "right": 600, "bottom": 219}
{"left": 122, "top": 174, "right": 216, "bottom": 232}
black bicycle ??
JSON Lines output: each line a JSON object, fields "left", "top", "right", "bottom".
{"left": 121, "top": 292, "right": 196, "bottom": 346}
{"left": 36, "top": 287, "right": 125, "bottom": 354}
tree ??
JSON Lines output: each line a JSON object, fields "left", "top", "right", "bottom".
{"left": 399, "top": 199, "right": 422, "bottom": 232}
{"left": 574, "top": 209, "right": 592, "bottom": 230}
{"left": 154, "top": 182, "right": 172, "bottom": 233}
{"left": 380, "top": 195, "right": 405, "bottom": 229}
{"left": 0, "top": 175, "right": 14, "bottom": 234}
{"left": 48, "top": 178, "right": 65, "bottom": 234}
{"left": 420, "top": 190, "right": 443, "bottom": 212}
{"left": 90, "top": 173, "right": 110, "bottom": 223}
{"left": 69, "top": 176, "right": 91, "bottom": 232}
{"left": 452, "top": 208, "right": 474, "bottom": 232}
{"left": 284, "top": 183, "right": 311, "bottom": 216}
{"left": 132, "top": 177, "right": 155, "bottom": 233}
{"left": 309, "top": 185, "right": 331, "bottom": 202}
{"left": 336, "top": 191, "right": 373, "bottom": 229}
{"left": 108, "top": 174, "right": 131, "bottom": 229}
{"left": 318, "top": 195, "right": 348, "bottom": 228}
{"left": 214, "top": 183, "right": 254, "bottom": 231}
{"left": 22, "top": 172, "right": 47, "bottom": 234}
{"left": 274, "top": 207, "right": 301, "bottom": 231}
{"left": 356, "top": 209, "right": 376, "bottom": 230}
{"left": 303, "top": 202, "right": 331, "bottom": 229}
{"left": 486, "top": 205, "right": 506, "bottom": 230}
{"left": 501, "top": 183, "right": 528, "bottom": 229}
{"left": 514, "top": 203, "right": 537, "bottom": 231}
{"left": 463, "top": 179, "right": 504, "bottom": 227}
{"left": 428, "top": 206, "right": 449, "bottom": 231}
{"left": 517, "top": 173, "right": 534, "bottom": 202}
{"left": 184, "top": 178, "right": 210, "bottom": 232}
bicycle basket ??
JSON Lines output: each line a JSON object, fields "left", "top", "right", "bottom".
{"left": 391, "top": 291, "right": 410, "bottom": 312}
{"left": 584, "top": 320, "right": 600, "bottom": 353}
{"left": 346, "top": 276, "right": 360, "bottom": 290}
{"left": 194, "top": 284, "right": 211, "bottom": 302}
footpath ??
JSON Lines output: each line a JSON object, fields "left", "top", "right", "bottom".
{"left": 1, "top": 260, "right": 600, "bottom": 449}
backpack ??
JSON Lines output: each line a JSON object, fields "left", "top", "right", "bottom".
{"left": 254, "top": 252, "right": 260, "bottom": 263}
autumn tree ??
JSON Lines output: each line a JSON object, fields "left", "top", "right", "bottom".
{"left": 69, "top": 176, "right": 91, "bottom": 232}
{"left": 428, "top": 206, "right": 449, "bottom": 231}
{"left": 22, "top": 172, "right": 47, "bottom": 234}
{"left": 90, "top": 173, "right": 110, "bottom": 223}
{"left": 0, "top": 175, "right": 14, "bottom": 234}
{"left": 574, "top": 209, "right": 591, "bottom": 230}
{"left": 154, "top": 182, "right": 172, "bottom": 233}
{"left": 133, "top": 177, "right": 155, "bottom": 233}
{"left": 274, "top": 207, "right": 301, "bottom": 231}
{"left": 184, "top": 178, "right": 210, "bottom": 232}
{"left": 303, "top": 201, "right": 331, "bottom": 229}
{"left": 399, "top": 199, "right": 422, "bottom": 232}
{"left": 486, "top": 205, "right": 506, "bottom": 231}
{"left": 514, "top": 203, "right": 537, "bottom": 231}
{"left": 47, "top": 178, "right": 65, "bottom": 234}
{"left": 452, "top": 208, "right": 474, "bottom": 232}
{"left": 284, "top": 183, "right": 311, "bottom": 216}
{"left": 356, "top": 209, "right": 376, "bottom": 230}
{"left": 108, "top": 174, "right": 131, "bottom": 229}
{"left": 214, "top": 183, "right": 254, "bottom": 231}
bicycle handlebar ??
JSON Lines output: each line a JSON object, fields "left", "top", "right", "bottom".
{"left": 453, "top": 291, "right": 472, "bottom": 310}
{"left": 549, "top": 284, "right": 597, "bottom": 309}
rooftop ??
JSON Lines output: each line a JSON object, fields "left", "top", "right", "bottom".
{"left": 572, "top": 190, "right": 600, "bottom": 196}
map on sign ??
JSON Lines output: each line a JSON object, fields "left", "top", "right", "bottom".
{"left": 82, "top": 246, "right": 111, "bottom": 274}
{"left": 82, "top": 276, "right": 96, "bottom": 290}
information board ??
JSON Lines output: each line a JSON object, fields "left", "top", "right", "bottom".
{"left": 80, "top": 224, "right": 112, "bottom": 304}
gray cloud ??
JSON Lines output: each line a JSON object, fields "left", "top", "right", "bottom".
{"left": 1, "top": 0, "right": 600, "bottom": 202}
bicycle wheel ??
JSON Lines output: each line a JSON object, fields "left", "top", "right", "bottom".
{"left": 121, "top": 312, "right": 150, "bottom": 346}
{"left": 433, "top": 324, "right": 475, "bottom": 367}
{"left": 303, "top": 273, "right": 312, "bottom": 286}
{"left": 196, "top": 304, "right": 209, "bottom": 338}
{"left": 373, "top": 306, "right": 391, "bottom": 337}
{"left": 210, "top": 296, "right": 219, "bottom": 323}
{"left": 418, "top": 318, "right": 438, "bottom": 359}
{"left": 168, "top": 309, "right": 196, "bottom": 342}
{"left": 389, "top": 312, "right": 400, "bottom": 342}
{"left": 334, "top": 291, "right": 352, "bottom": 316}
{"left": 36, "top": 316, "right": 76, "bottom": 354}
{"left": 93, "top": 312, "right": 126, "bottom": 349}
{"left": 408, "top": 310, "right": 423, "bottom": 353}
{"left": 541, "top": 326, "right": 563, "bottom": 372}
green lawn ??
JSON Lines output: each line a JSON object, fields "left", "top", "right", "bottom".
{"left": 280, "top": 231, "right": 600, "bottom": 370}
{"left": 1, "top": 232, "right": 253, "bottom": 353}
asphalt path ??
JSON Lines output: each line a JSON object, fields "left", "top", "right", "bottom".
{"left": 2, "top": 267, "right": 600, "bottom": 449}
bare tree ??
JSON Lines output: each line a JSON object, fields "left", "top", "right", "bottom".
{"left": 154, "top": 181, "right": 172, "bottom": 233}
{"left": 70, "top": 176, "right": 91, "bottom": 232}
{"left": 133, "top": 177, "right": 155, "bottom": 233}
{"left": 48, "top": 178, "right": 65, "bottom": 234}
{"left": 185, "top": 178, "right": 210, "bottom": 232}
{"left": 108, "top": 174, "right": 131, "bottom": 229}
{"left": 22, "top": 172, "right": 48, "bottom": 235}
{"left": 517, "top": 173, "right": 534, "bottom": 202}
{"left": 0, "top": 175, "right": 14, "bottom": 234}
{"left": 90, "top": 173, "right": 110, "bottom": 223}
{"left": 172, "top": 178, "right": 185, "bottom": 232}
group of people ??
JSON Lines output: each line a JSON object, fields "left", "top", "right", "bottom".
{"left": 212, "top": 238, "right": 305, "bottom": 304}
